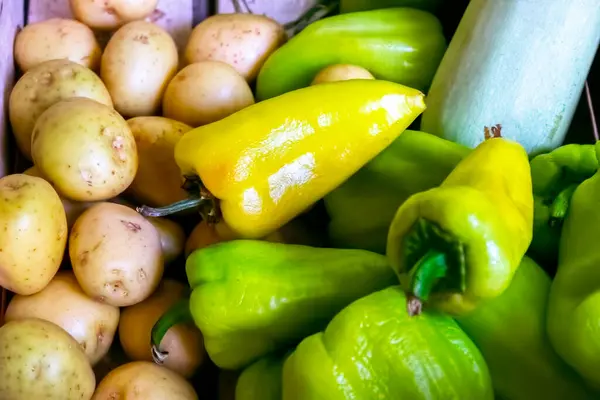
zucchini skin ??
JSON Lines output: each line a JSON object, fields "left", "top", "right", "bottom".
{"left": 421, "top": 0, "right": 600, "bottom": 156}
{"left": 455, "top": 256, "right": 595, "bottom": 400}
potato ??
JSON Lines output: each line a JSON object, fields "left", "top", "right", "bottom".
{"left": 311, "top": 64, "right": 375, "bottom": 85}
{"left": 163, "top": 61, "right": 255, "bottom": 127}
{"left": 70, "top": 202, "right": 164, "bottom": 307}
{"left": 185, "top": 220, "right": 284, "bottom": 257}
{"left": 23, "top": 165, "right": 97, "bottom": 228}
{"left": 31, "top": 97, "right": 138, "bottom": 202}
{"left": 185, "top": 13, "right": 286, "bottom": 81}
{"left": 101, "top": 21, "right": 178, "bottom": 117}
{"left": 70, "top": 0, "right": 158, "bottom": 30}
{"left": 14, "top": 18, "right": 101, "bottom": 72}
{"left": 127, "top": 116, "right": 191, "bottom": 206}
{"left": 147, "top": 217, "right": 186, "bottom": 264}
{"left": 119, "top": 280, "right": 204, "bottom": 378}
{"left": 9, "top": 59, "right": 112, "bottom": 160}
{"left": 0, "top": 318, "right": 95, "bottom": 400}
{"left": 0, "top": 174, "right": 67, "bottom": 295}
{"left": 92, "top": 361, "right": 198, "bottom": 400}
{"left": 5, "top": 271, "right": 120, "bottom": 365}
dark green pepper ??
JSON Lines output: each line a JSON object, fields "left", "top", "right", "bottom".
{"left": 282, "top": 286, "right": 494, "bottom": 399}
{"left": 340, "top": 0, "right": 443, "bottom": 13}
{"left": 456, "top": 256, "right": 595, "bottom": 400}
{"left": 151, "top": 240, "right": 396, "bottom": 370}
{"left": 324, "top": 130, "right": 469, "bottom": 254}
{"left": 547, "top": 141, "right": 600, "bottom": 390}
{"left": 256, "top": 8, "right": 447, "bottom": 100}
{"left": 528, "top": 143, "right": 598, "bottom": 271}
{"left": 235, "top": 352, "right": 290, "bottom": 400}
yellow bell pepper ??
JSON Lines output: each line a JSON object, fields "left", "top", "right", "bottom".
{"left": 138, "top": 80, "right": 426, "bottom": 239}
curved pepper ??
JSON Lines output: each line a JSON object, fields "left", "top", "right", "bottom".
{"left": 151, "top": 240, "right": 396, "bottom": 370}
{"left": 547, "top": 141, "right": 600, "bottom": 390}
{"left": 138, "top": 79, "right": 425, "bottom": 239}
{"left": 282, "top": 286, "right": 494, "bottom": 399}
{"left": 325, "top": 130, "right": 469, "bottom": 254}
{"left": 235, "top": 352, "right": 290, "bottom": 400}
{"left": 256, "top": 8, "right": 447, "bottom": 101}
{"left": 456, "top": 256, "right": 595, "bottom": 400}
{"left": 386, "top": 126, "right": 534, "bottom": 315}
{"left": 528, "top": 144, "right": 598, "bottom": 271}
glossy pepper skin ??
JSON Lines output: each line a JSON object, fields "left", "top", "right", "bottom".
{"left": 340, "top": 0, "right": 442, "bottom": 13}
{"left": 255, "top": 8, "right": 447, "bottom": 101}
{"left": 235, "top": 352, "right": 290, "bottom": 400}
{"left": 183, "top": 240, "right": 396, "bottom": 370}
{"left": 528, "top": 144, "right": 598, "bottom": 271}
{"left": 547, "top": 141, "right": 600, "bottom": 390}
{"left": 325, "top": 130, "right": 469, "bottom": 254}
{"left": 387, "top": 129, "right": 534, "bottom": 315}
{"left": 171, "top": 80, "right": 425, "bottom": 239}
{"left": 456, "top": 256, "right": 595, "bottom": 400}
{"left": 282, "top": 286, "right": 494, "bottom": 400}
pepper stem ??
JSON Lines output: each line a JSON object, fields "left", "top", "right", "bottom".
{"left": 150, "top": 298, "right": 194, "bottom": 365}
{"left": 549, "top": 183, "right": 578, "bottom": 227}
{"left": 137, "top": 198, "right": 206, "bottom": 217}
{"left": 410, "top": 250, "right": 448, "bottom": 302}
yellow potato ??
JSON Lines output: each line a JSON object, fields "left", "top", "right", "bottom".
{"left": 92, "top": 361, "right": 198, "bottom": 400}
{"left": 101, "top": 21, "right": 178, "bottom": 117}
{"left": 185, "top": 220, "right": 284, "bottom": 257}
{"left": 70, "top": 202, "right": 164, "bottom": 307}
{"left": 163, "top": 61, "right": 255, "bottom": 127}
{"left": 147, "top": 217, "right": 186, "bottom": 264}
{"left": 185, "top": 13, "right": 286, "bottom": 81}
{"left": 0, "top": 319, "right": 96, "bottom": 400}
{"left": 311, "top": 64, "right": 375, "bottom": 85}
{"left": 70, "top": 0, "right": 158, "bottom": 30}
{"left": 127, "top": 116, "right": 191, "bottom": 207}
{"left": 14, "top": 18, "right": 101, "bottom": 72}
{"left": 5, "top": 271, "right": 120, "bottom": 365}
{"left": 23, "top": 166, "right": 97, "bottom": 228}
{"left": 0, "top": 174, "right": 67, "bottom": 295}
{"left": 119, "top": 280, "right": 205, "bottom": 378}
{"left": 9, "top": 59, "right": 113, "bottom": 160}
{"left": 31, "top": 97, "right": 138, "bottom": 202}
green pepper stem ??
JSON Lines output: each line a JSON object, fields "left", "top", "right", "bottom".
{"left": 549, "top": 184, "right": 578, "bottom": 227}
{"left": 150, "top": 298, "right": 194, "bottom": 364}
{"left": 137, "top": 198, "right": 206, "bottom": 217}
{"left": 409, "top": 249, "right": 448, "bottom": 303}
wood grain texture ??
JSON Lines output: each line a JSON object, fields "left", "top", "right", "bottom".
{"left": 218, "top": 0, "right": 317, "bottom": 25}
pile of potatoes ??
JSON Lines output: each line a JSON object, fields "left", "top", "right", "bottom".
{"left": 0, "top": 1, "right": 298, "bottom": 399}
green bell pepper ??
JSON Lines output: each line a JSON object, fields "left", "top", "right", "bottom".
{"left": 456, "top": 256, "right": 595, "bottom": 400}
{"left": 151, "top": 240, "right": 396, "bottom": 370}
{"left": 235, "top": 352, "right": 290, "bottom": 400}
{"left": 324, "top": 130, "right": 469, "bottom": 254}
{"left": 528, "top": 143, "right": 598, "bottom": 272}
{"left": 282, "top": 286, "right": 494, "bottom": 399}
{"left": 340, "top": 0, "right": 443, "bottom": 13}
{"left": 547, "top": 141, "right": 600, "bottom": 390}
{"left": 256, "top": 8, "right": 447, "bottom": 101}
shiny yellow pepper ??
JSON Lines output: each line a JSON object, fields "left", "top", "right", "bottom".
{"left": 138, "top": 80, "right": 426, "bottom": 239}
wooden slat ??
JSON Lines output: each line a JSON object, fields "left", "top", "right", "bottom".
{"left": 218, "top": 0, "right": 318, "bottom": 25}
{"left": 27, "top": 0, "right": 196, "bottom": 51}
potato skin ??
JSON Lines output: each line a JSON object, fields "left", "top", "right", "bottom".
{"left": 147, "top": 217, "right": 186, "bottom": 264}
{"left": 5, "top": 271, "right": 120, "bottom": 365}
{"left": 311, "top": 64, "right": 375, "bottom": 85}
{"left": 14, "top": 17, "right": 101, "bottom": 72}
{"left": 70, "top": 202, "right": 164, "bottom": 307}
{"left": 31, "top": 97, "right": 138, "bottom": 202}
{"left": 101, "top": 21, "right": 178, "bottom": 117}
{"left": 70, "top": 0, "right": 158, "bottom": 30}
{"left": 92, "top": 361, "right": 198, "bottom": 400}
{"left": 127, "top": 116, "right": 191, "bottom": 206}
{"left": 119, "top": 280, "right": 205, "bottom": 378}
{"left": 0, "top": 174, "right": 67, "bottom": 295}
{"left": 0, "top": 318, "right": 95, "bottom": 400}
{"left": 9, "top": 59, "right": 113, "bottom": 160}
{"left": 163, "top": 61, "right": 255, "bottom": 127}
{"left": 185, "top": 13, "right": 286, "bottom": 81}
